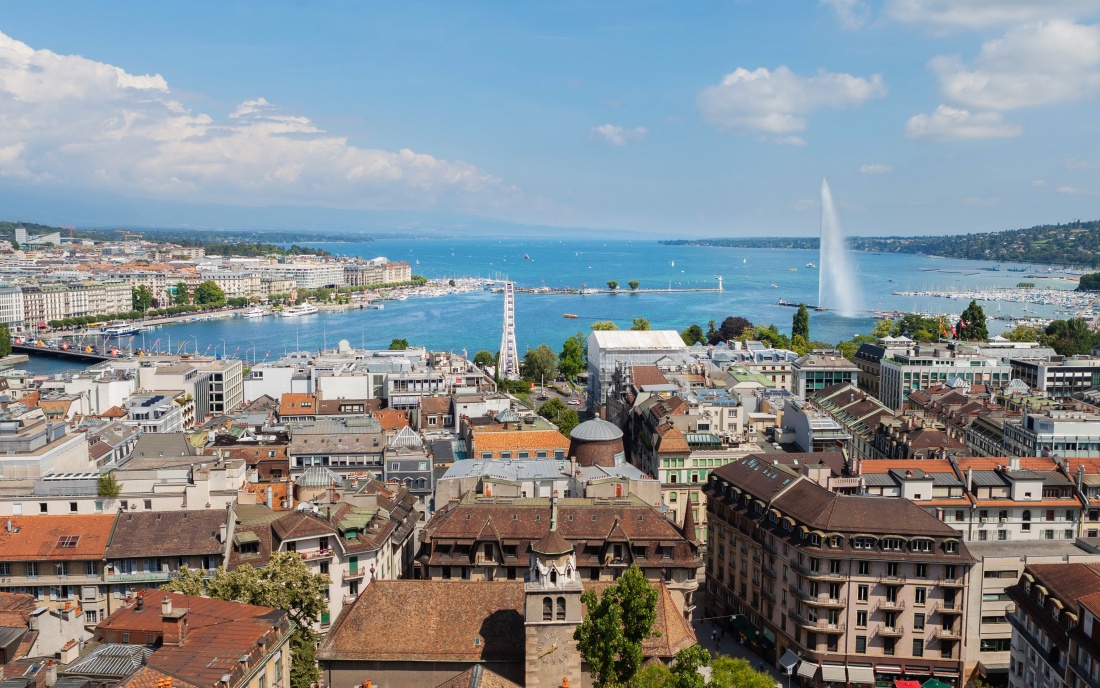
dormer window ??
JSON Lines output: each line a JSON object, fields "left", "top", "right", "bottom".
{"left": 944, "top": 541, "right": 959, "bottom": 554}
{"left": 827, "top": 536, "right": 842, "bottom": 549}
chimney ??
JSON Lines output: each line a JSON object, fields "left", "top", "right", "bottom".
{"left": 266, "top": 486, "right": 274, "bottom": 510}
{"left": 1009, "top": 456, "right": 1021, "bottom": 472}
{"left": 1079, "top": 464, "right": 1086, "bottom": 491}
{"left": 161, "top": 595, "right": 188, "bottom": 646}
{"left": 966, "top": 467, "right": 973, "bottom": 494}
{"left": 362, "top": 682, "right": 372, "bottom": 688}
{"left": 45, "top": 660, "right": 56, "bottom": 688}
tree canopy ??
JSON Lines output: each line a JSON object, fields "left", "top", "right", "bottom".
{"left": 523, "top": 344, "right": 558, "bottom": 382}
{"left": 592, "top": 321, "right": 618, "bottom": 331}
{"left": 631, "top": 317, "right": 651, "bottom": 331}
{"left": 193, "top": 280, "right": 226, "bottom": 308}
{"left": 1040, "top": 318, "right": 1100, "bottom": 356}
{"left": 0, "top": 324, "right": 10, "bottom": 358}
{"left": 172, "top": 281, "right": 191, "bottom": 305}
{"left": 538, "top": 397, "right": 579, "bottom": 436}
{"left": 473, "top": 350, "right": 496, "bottom": 368}
{"left": 957, "top": 300, "right": 988, "bottom": 341}
{"left": 680, "top": 324, "right": 705, "bottom": 346}
{"left": 1079, "top": 273, "right": 1100, "bottom": 291}
{"left": 792, "top": 303, "right": 809, "bottom": 341}
{"left": 388, "top": 338, "right": 409, "bottom": 350}
{"left": 628, "top": 280, "right": 640, "bottom": 290}
{"left": 607, "top": 280, "right": 618, "bottom": 290}
{"left": 574, "top": 564, "right": 658, "bottom": 687}
{"left": 559, "top": 333, "right": 586, "bottom": 380}
{"left": 708, "top": 316, "right": 753, "bottom": 344}
{"left": 131, "top": 285, "right": 152, "bottom": 312}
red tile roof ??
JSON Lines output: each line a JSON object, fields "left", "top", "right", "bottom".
{"left": 0, "top": 515, "right": 115, "bottom": 561}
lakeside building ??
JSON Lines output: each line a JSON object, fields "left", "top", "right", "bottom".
{"left": 258, "top": 262, "right": 345, "bottom": 289}
{"left": 703, "top": 456, "right": 975, "bottom": 685}
{"left": 1003, "top": 409, "right": 1100, "bottom": 458}
{"left": 1010, "top": 356, "right": 1100, "bottom": 400}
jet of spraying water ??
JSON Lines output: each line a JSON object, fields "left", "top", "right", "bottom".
{"left": 818, "top": 179, "right": 861, "bottom": 317}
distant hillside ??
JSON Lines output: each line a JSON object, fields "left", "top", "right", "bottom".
{"left": 660, "top": 219, "right": 1100, "bottom": 268}
{"left": 0, "top": 222, "right": 371, "bottom": 249}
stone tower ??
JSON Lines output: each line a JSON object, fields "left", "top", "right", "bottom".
{"left": 524, "top": 508, "right": 584, "bottom": 688}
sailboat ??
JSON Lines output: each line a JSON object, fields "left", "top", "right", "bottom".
{"left": 670, "top": 260, "right": 675, "bottom": 267}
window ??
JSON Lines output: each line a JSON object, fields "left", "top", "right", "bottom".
{"left": 883, "top": 637, "right": 895, "bottom": 656}
{"left": 69, "top": 502, "right": 77, "bottom": 513}
{"left": 954, "top": 510, "right": 964, "bottom": 522}
{"left": 914, "top": 613, "right": 925, "bottom": 631}
{"left": 857, "top": 585, "right": 868, "bottom": 602}
{"left": 855, "top": 635, "right": 867, "bottom": 654}
{"left": 858, "top": 562, "right": 869, "bottom": 576}
{"left": 56, "top": 535, "right": 80, "bottom": 548}
{"left": 556, "top": 597, "right": 566, "bottom": 620}
{"left": 915, "top": 588, "right": 926, "bottom": 605}
{"left": 144, "top": 500, "right": 152, "bottom": 510}
{"left": 39, "top": 503, "right": 47, "bottom": 513}
{"left": 856, "top": 610, "right": 867, "bottom": 628}
{"left": 913, "top": 639, "right": 924, "bottom": 657}
{"left": 944, "top": 541, "right": 958, "bottom": 554}
{"left": 542, "top": 597, "right": 552, "bottom": 621}
{"left": 916, "top": 564, "right": 927, "bottom": 578}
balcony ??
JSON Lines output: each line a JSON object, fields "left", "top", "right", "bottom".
{"left": 299, "top": 549, "right": 334, "bottom": 562}
{"left": 762, "top": 565, "right": 776, "bottom": 579}
{"left": 932, "top": 600, "right": 964, "bottom": 615}
{"left": 876, "top": 598, "right": 907, "bottom": 612}
{"left": 107, "top": 570, "right": 213, "bottom": 584}
{"left": 604, "top": 556, "right": 628, "bottom": 567}
{"left": 343, "top": 569, "right": 366, "bottom": 582}
{"left": 878, "top": 573, "right": 908, "bottom": 584}
{"left": 875, "top": 623, "right": 905, "bottom": 637}
{"left": 762, "top": 541, "right": 778, "bottom": 555}
{"left": 787, "top": 609, "right": 845, "bottom": 634}
{"left": 938, "top": 576, "right": 965, "bottom": 587}
{"left": 763, "top": 589, "right": 776, "bottom": 603}
{"left": 342, "top": 594, "right": 357, "bottom": 605}
{"left": 473, "top": 553, "right": 496, "bottom": 565}
{"left": 934, "top": 627, "right": 960, "bottom": 640}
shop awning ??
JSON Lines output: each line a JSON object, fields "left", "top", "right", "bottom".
{"left": 779, "top": 650, "right": 801, "bottom": 673}
{"left": 848, "top": 666, "right": 876, "bottom": 684}
{"left": 895, "top": 681, "right": 922, "bottom": 688}
{"left": 821, "top": 664, "right": 847, "bottom": 683}
{"left": 876, "top": 666, "right": 902, "bottom": 675}
{"left": 922, "top": 679, "right": 953, "bottom": 688}
{"left": 731, "top": 615, "right": 759, "bottom": 638}
{"left": 797, "top": 663, "right": 819, "bottom": 680}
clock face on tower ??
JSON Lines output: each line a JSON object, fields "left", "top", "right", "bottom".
{"left": 536, "top": 628, "right": 565, "bottom": 665}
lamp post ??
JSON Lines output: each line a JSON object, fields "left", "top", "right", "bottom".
{"left": 219, "top": 338, "right": 227, "bottom": 359}
{"left": 191, "top": 335, "right": 198, "bottom": 356}
{"left": 247, "top": 342, "right": 257, "bottom": 365}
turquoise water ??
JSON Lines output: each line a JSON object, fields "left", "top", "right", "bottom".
{"left": 24, "top": 238, "right": 1071, "bottom": 375}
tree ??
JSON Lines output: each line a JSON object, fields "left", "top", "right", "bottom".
{"left": 607, "top": 280, "right": 618, "bottom": 290}
{"left": 668, "top": 645, "right": 711, "bottom": 688}
{"left": 591, "top": 321, "right": 618, "bottom": 331}
{"left": 0, "top": 324, "right": 10, "bottom": 358}
{"left": 708, "top": 656, "right": 776, "bottom": 688}
{"left": 710, "top": 316, "right": 753, "bottom": 344}
{"left": 872, "top": 318, "right": 898, "bottom": 338}
{"left": 1041, "top": 318, "right": 1100, "bottom": 356}
{"left": 574, "top": 564, "right": 658, "bottom": 688}
{"left": 559, "top": 333, "right": 586, "bottom": 380}
{"left": 631, "top": 317, "right": 651, "bottom": 331}
{"left": 792, "top": 303, "right": 810, "bottom": 341}
{"left": 680, "top": 324, "right": 705, "bottom": 346}
{"left": 172, "top": 281, "right": 191, "bottom": 305}
{"left": 791, "top": 334, "right": 810, "bottom": 356}
{"left": 448, "top": 279, "right": 456, "bottom": 287}
{"left": 473, "top": 350, "right": 496, "bottom": 367}
{"left": 389, "top": 338, "right": 409, "bottom": 350}
{"left": 96, "top": 471, "right": 121, "bottom": 498}
{"left": 754, "top": 323, "right": 790, "bottom": 350}
{"left": 193, "top": 280, "right": 226, "bottom": 308}
{"left": 131, "top": 285, "right": 152, "bottom": 312}
{"left": 628, "top": 280, "right": 640, "bottom": 290}
{"left": 1005, "top": 323, "right": 1042, "bottom": 343}
{"left": 957, "top": 300, "right": 988, "bottom": 341}
{"left": 163, "top": 566, "right": 206, "bottom": 596}
{"left": 1078, "top": 273, "right": 1100, "bottom": 291}
{"left": 537, "top": 397, "right": 579, "bottom": 435}
{"left": 163, "top": 552, "right": 329, "bottom": 688}
{"left": 523, "top": 344, "right": 558, "bottom": 383}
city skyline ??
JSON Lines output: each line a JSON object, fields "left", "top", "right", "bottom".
{"left": 1, "top": 1, "right": 1099, "bottom": 236}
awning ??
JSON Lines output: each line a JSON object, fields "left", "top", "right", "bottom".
{"left": 821, "top": 664, "right": 847, "bottom": 683}
{"left": 779, "top": 649, "right": 801, "bottom": 673}
{"left": 731, "top": 615, "right": 759, "bottom": 638}
{"left": 895, "top": 681, "right": 922, "bottom": 688}
{"left": 922, "top": 679, "right": 953, "bottom": 688}
{"left": 876, "top": 666, "right": 903, "bottom": 675}
{"left": 797, "top": 662, "right": 819, "bottom": 680}
{"left": 848, "top": 666, "right": 876, "bottom": 684}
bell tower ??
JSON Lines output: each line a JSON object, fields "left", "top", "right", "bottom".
{"left": 524, "top": 504, "right": 583, "bottom": 688}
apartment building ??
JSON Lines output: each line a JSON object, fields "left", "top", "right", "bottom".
{"left": 879, "top": 345, "right": 1013, "bottom": 410}
{"left": 791, "top": 350, "right": 860, "bottom": 400}
{"left": 258, "top": 262, "right": 344, "bottom": 289}
{"left": 703, "top": 457, "right": 974, "bottom": 686}
{"left": 810, "top": 383, "right": 895, "bottom": 461}
{"left": 1004, "top": 410, "right": 1100, "bottom": 458}
{"left": 1005, "top": 564, "right": 1100, "bottom": 688}
{"left": 199, "top": 270, "right": 261, "bottom": 299}
{"left": 1010, "top": 356, "right": 1100, "bottom": 399}
{"left": 415, "top": 493, "right": 703, "bottom": 615}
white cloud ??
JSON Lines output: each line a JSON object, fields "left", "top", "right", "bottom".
{"left": 905, "top": 105, "right": 1023, "bottom": 140}
{"left": 698, "top": 66, "right": 886, "bottom": 143}
{"left": 589, "top": 124, "right": 648, "bottom": 146}
{"left": 962, "top": 196, "right": 999, "bottom": 206}
{"left": 1058, "top": 185, "right": 1098, "bottom": 194}
{"left": 1033, "top": 179, "right": 1048, "bottom": 186}
{"left": 860, "top": 163, "right": 894, "bottom": 174}
{"left": 821, "top": 0, "right": 872, "bottom": 29}
{"left": 886, "top": 0, "right": 1100, "bottom": 30}
{"left": 0, "top": 31, "right": 520, "bottom": 211}
{"left": 1066, "top": 157, "right": 1100, "bottom": 170}
{"left": 929, "top": 20, "right": 1100, "bottom": 111}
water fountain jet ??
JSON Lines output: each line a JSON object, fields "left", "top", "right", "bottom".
{"left": 818, "top": 179, "right": 860, "bottom": 317}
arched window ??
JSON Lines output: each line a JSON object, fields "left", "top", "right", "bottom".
{"left": 556, "top": 597, "right": 566, "bottom": 620}
{"left": 550, "top": 569, "right": 558, "bottom": 584}
{"left": 543, "top": 597, "right": 552, "bottom": 620}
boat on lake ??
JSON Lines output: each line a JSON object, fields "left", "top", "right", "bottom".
{"left": 101, "top": 324, "right": 141, "bottom": 338}
{"left": 243, "top": 307, "right": 269, "bottom": 319}
{"left": 280, "top": 303, "right": 319, "bottom": 317}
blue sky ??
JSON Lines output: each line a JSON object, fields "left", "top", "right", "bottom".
{"left": 1, "top": 1, "right": 1099, "bottom": 236}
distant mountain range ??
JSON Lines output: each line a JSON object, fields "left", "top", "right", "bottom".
{"left": 660, "top": 219, "right": 1100, "bottom": 268}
